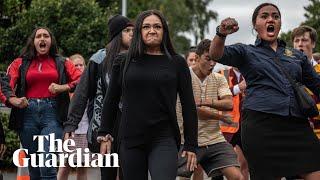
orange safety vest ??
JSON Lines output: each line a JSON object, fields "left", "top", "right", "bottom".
{"left": 220, "top": 69, "right": 243, "bottom": 133}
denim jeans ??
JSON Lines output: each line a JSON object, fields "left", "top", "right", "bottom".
{"left": 19, "top": 98, "right": 63, "bottom": 180}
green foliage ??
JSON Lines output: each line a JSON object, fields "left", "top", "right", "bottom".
{"left": 280, "top": 0, "right": 320, "bottom": 52}
{"left": 0, "top": 0, "right": 118, "bottom": 64}
{"left": 185, "top": 0, "right": 218, "bottom": 44}
{"left": 127, "top": 0, "right": 217, "bottom": 53}
{"left": 303, "top": 0, "right": 320, "bottom": 53}
{"left": 0, "top": 111, "right": 20, "bottom": 168}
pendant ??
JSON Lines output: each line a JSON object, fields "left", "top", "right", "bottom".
{"left": 38, "top": 63, "right": 42, "bottom": 72}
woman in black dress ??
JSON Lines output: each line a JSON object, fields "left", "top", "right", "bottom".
{"left": 209, "top": 3, "right": 320, "bottom": 180}
{"left": 98, "top": 10, "right": 198, "bottom": 180}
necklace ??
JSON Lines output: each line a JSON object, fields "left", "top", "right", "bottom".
{"left": 38, "top": 63, "right": 42, "bottom": 72}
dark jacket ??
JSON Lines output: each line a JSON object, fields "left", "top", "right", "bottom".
{"left": 0, "top": 75, "right": 13, "bottom": 144}
{"left": 219, "top": 39, "right": 320, "bottom": 118}
{"left": 6, "top": 55, "right": 81, "bottom": 131}
{"left": 0, "top": 75, "right": 14, "bottom": 104}
{"left": 64, "top": 49, "right": 107, "bottom": 133}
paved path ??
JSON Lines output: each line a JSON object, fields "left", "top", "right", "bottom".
{"left": 2, "top": 168, "right": 215, "bottom": 180}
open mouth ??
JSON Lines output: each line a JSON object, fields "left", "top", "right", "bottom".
{"left": 267, "top": 25, "right": 275, "bottom": 33}
{"left": 39, "top": 42, "right": 46, "bottom": 49}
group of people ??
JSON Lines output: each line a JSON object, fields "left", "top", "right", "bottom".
{"left": 0, "top": 2, "right": 320, "bottom": 180}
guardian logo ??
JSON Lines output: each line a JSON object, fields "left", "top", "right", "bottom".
{"left": 12, "top": 133, "right": 119, "bottom": 168}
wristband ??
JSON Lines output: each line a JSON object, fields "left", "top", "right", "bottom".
{"left": 216, "top": 25, "right": 226, "bottom": 39}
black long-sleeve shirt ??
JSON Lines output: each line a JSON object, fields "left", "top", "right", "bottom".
{"left": 99, "top": 53, "right": 198, "bottom": 152}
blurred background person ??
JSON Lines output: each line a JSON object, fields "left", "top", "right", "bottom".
{"left": 58, "top": 54, "right": 88, "bottom": 180}
{"left": 220, "top": 67, "right": 249, "bottom": 180}
{"left": 63, "top": 15, "right": 134, "bottom": 180}
{"left": 185, "top": 46, "right": 197, "bottom": 67}
{"left": 292, "top": 25, "right": 318, "bottom": 66}
{"left": 0, "top": 75, "right": 29, "bottom": 179}
{"left": 292, "top": 26, "right": 320, "bottom": 141}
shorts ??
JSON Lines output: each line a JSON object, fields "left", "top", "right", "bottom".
{"left": 177, "top": 142, "right": 240, "bottom": 178}
{"left": 223, "top": 128, "right": 243, "bottom": 149}
{"left": 67, "top": 134, "right": 92, "bottom": 164}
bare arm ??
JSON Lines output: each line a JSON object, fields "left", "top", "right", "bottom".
{"left": 197, "top": 107, "right": 234, "bottom": 125}
{"left": 200, "top": 95, "right": 233, "bottom": 111}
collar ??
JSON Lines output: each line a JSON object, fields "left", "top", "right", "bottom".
{"left": 190, "top": 67, "right": 209, "bottom": 85}
{"left": 254, "top": 38, "right": 286, "bottom": 48}
{"left": 311, "top": 57, "right": 318, "bottom": 67}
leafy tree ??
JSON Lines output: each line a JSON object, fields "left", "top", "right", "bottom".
{"left": 185, "top": 0, "right": 217, "bottom": 44}
{"left": 280, "top": 0, "right": 320, "bottom": 52}
{"left": 0, "top": 0, "right": 118, "bottom": 66}
{"left": 127, "top": 0, "right": 217, "bottom": 53}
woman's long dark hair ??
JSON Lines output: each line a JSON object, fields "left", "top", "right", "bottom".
{"left": 122, "top": 10, "right": 176, "bottom": 87}
{"left": 103, "top": 32, "right": 123, "bottom": 75}
{"left": 20, "top": 27, "right": 59, "bottom": 60}
{"left": 127, "top": 9, "right": 176, "bottom": 60}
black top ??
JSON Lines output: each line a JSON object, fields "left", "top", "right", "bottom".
{"left": 99, "top": 53, "right": 198, "bottom": 152}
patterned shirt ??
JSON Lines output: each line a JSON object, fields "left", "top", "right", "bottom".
{"left": 177, "top": 68, "right": 232, "bottom": 146}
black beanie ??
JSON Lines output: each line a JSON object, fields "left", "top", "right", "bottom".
{"left": 108, "top": 15, "right": 132, "bottom": 43}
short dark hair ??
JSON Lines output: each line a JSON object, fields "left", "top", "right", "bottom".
{"left": 20, "top": 27, "right": 58, "bottom": 60}
{"left": 184, "top": 46, "right": 197, "bottom": 60}
{"left": 291, "top": 25, "right": 318, "bottom": 43}
{"left": 196, "top": 39, "right": 211, "bottom": 56}
{"left": 252, "top": 3, "right": 281, "bottom": 27}
{"left": 313, "top": 52, "right": 320, "bottom": 61}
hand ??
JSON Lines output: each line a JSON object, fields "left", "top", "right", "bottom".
{"left": 181, "top": 151, "right": 197, "bottom": 172}
{"left": 195, "top": 98, "right": 202, "bottom": 107}
{"left": 9, "top": 97, "right": 28, "bottom": 108}
{"left": 219, "top": 17, "right": 239, "bottom": 36}
{"left": 221, "top": 114, "right": 237, "bottom": 125}
{"left": 48, "top": 83, "right": 69, "bottom": 94}
{"left": 197, "top": 107, "right": 211, "bottom": 120}
{"left": 0, "top": 144, "right": 6, "bottom": 159}
{"left": 63, "top": 132, "right": 75, "bottom": 141}
{"left": 100, "top": 139, "right": 112, "bottom": 155}
{"left": 238, "top": 79, "right": 246, "bottom": 92}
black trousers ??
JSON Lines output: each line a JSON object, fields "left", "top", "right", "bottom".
{"left": 120, "top": 136, "right": 178, "bottom": 180}
{"left": 100, "top": 167, "right": 117, "bottom": 180}
{"left": 100, "top": 110, "right": 123, "bottom": 180}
